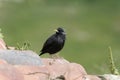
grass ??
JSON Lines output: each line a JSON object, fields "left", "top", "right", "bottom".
{"left": 109, "top": 46, "right": 119, "bottom": 75}
{"left": 15, "top": 41, "right": 31, "bottom": 50}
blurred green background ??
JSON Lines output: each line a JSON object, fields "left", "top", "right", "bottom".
{"left": 0, "top": 0, "right": 120, "bottom": 74}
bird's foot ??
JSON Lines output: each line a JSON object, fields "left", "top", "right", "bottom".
{"left": 49, "top": 59, "right": 56, "bottom": 65}
{"left": 49, "top": 54, "right": 64, "bottom": 65}
{"left": 50, "top": 54, "right": 63, "bottom": 59}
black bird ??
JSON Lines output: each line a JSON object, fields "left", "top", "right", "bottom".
{"left": 39, "top": 27, "right": 66, "bottom": 56}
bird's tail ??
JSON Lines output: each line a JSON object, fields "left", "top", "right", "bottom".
{"left": 39, "top": 52, "right": 44, "bottom": 56}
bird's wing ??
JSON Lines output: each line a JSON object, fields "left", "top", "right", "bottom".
{"left": 41, "top": 34, "right": 56, "bottom": 52}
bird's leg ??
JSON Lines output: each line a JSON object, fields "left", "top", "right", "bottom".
{"left": 50, "top": 54, "right": 56, "bottom": 59}
{"left": 49, "top": 53, "right": 63, "bottom": 65}
{"left": 54, "top": 53, "right": 63, "bottom": 59}
{"left": 49, "top": 54, "right": 56, "bottom": 65}
{"left": 50, "top": 53, "right": 62, "bottom": 59}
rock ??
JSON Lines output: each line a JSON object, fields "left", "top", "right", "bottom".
{"left": 14, "top": 65, "right": 49, "bottom": 80}
{"left": 14, "top": 58, "right": 88, "bottom": 80}
{"left": 0, "top": 50, "right": 119, "bottom": 80}
{"left": 0, "top": 59, "right": 8, "bottom": 64}
{"left": 0, "top": 64, "right": 24, "bottom": 80}
{"left": 103, "top": 74, "right": 120, "bottom": 80}
{"left": 0, "top": 38, "right": 7, "bottom": 49}
{"left": 68, "top": 63, "right": 87, "bottom": 80}
{"left": 0, "top": 50, "right": 43, "bottom": 66}
{"left": 39, "top": 58, "right": 87, "bottom": 80}
{"left": 85, "top": 75, "right": 101, "bottom": 80}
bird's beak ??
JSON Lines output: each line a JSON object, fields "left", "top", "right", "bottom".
{"left": 54, "top": 29, "right": 58, "bottom": 32}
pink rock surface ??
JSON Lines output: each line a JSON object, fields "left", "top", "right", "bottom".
{"left": 42, "top": 58, "right": 87, "bottom": 80}
{"left": 0, "top": 50, "right": 119, "bottom": 80}
{"left": 0, "top": 59, "right": 7, "bottom": 64}
{"left": 0, "top": 57, "right": 120, "bottom": 80}
{"left": 86, "top": 75, "right": 101, "bottom": 80}
{"left": 15, "top": 65, "right": 49, "bottom": 80}
{"left": 0, "top": 38, "right": 7, "bottom": 49}
{"left": 0, "top": 63, "right": 24, "bottom": 80}
{"left": 0, "top": 58, "right": 88, "bottom": 80}
{"left": 14, "top": 58, "right": 88, "bottom": 80}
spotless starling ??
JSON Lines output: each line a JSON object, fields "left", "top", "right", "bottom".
{"left": 39, "top": 27, "right": 66, "bottom": 56}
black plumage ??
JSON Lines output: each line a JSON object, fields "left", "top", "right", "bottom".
{"left": 39, "top": 27, "right": 66, "bottom": 56}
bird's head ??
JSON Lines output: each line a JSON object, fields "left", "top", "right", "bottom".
{"left": 54, "top": 27, "right": 66, "bottom": 35}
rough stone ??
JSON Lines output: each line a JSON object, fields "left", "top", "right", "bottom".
{"left": 0, "top": 38, "right": 7, "bottom": 49}
{"left": 0, "top": 64, "right": 24, "bottom": 80}
{"left": 0, "top": 50, "right": 43, "bottom": 66}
